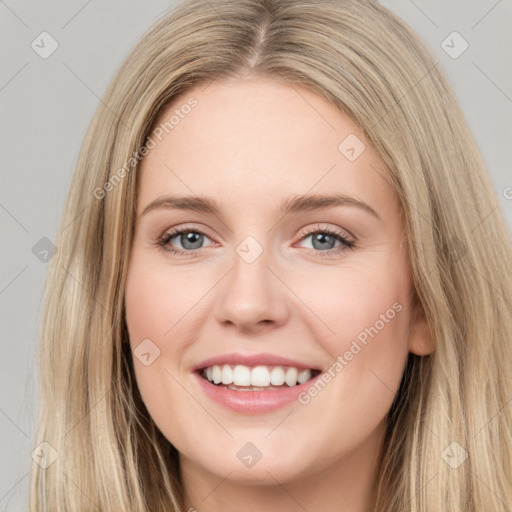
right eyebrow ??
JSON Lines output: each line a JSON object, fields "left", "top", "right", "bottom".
{"left": 140, "top": 195, "right": 222, "bottom": 217}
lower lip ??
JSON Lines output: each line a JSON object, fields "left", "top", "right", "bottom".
{"left": 193, "top": 371, "right": 322, "bottom": 414}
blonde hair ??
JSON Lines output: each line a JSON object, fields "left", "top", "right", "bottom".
{"left": 30, "top": 0, "right": 512, "bottom": 510}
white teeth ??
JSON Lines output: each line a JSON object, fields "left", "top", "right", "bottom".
{"left": 221, "top": 364, "right": 233, "bottom": 385}
{"left": 297, "top": 369, "right": 312, "bottom": 384}
{"left": 212, "top": 365, "right": 222, "bottom": 384}
{"left": 270, "top": 367, "right": 285, "bottom": 386}
{"left": 251, "top": 366, "right": 270, "bottom": 387}
{"left": 233, "top": 365, "right": 251, "bottom": 386}
{"left": 285, "top": 367, "right": 298, "bottom": 387}
{"left": 202, "top": 364, "right": 315, "bottom": 388}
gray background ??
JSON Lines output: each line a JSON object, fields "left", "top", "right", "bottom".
{"left": 1, "top": 0, "right": 511, "bottom": 508}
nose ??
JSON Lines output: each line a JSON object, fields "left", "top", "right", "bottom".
{"left": 214, "top": 245, "right": 290, "bottom": 334}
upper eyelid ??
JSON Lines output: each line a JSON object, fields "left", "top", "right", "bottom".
{"left": 301, "top": 223, "right": 354, "bottom": 240}
{"left": 165, "top": 224, "right": 218, "bottom": 242}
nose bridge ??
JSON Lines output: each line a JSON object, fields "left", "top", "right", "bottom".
{"left": 214, "top": 234, "right": 289, "bottom": 330}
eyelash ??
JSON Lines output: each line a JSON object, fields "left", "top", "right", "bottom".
{"left": 156, "top": 224, "right": 356, "bottom": 258}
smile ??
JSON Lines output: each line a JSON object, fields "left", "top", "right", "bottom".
{"left": 200, "top": 364, "right": 320, "bottom": 390}
{"left": 192, "top": 355, "right": 323, "bottom": 414}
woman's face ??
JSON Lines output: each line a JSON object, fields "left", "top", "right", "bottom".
{"left": 124, "top": 76, "right": 432, "bottom": 491}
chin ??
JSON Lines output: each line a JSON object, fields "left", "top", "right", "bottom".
{"left": 207, "top": 459, "right": 307, "bottom": 486}
{"left": 183, "top": 439, "right": 317, "bottom": 485}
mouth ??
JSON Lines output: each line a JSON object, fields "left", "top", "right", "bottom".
{"left": 198, "top": 364, "right": 322, "bottom": 391}
{"left": 191, "top": 353, "right": 324, "bottom": 413}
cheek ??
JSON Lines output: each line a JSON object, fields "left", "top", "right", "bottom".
{"left": 125, "top": 278, "right": 169, "bottom": 342}
{"left": 290, "top": 256, "right": 411, "bottom": 406}
{"left": 124, "top": 250, "right": 216, "bottom": 429}
{"left": 291, "top": 256, "right": 410, "bottom": 348}
{"left": 124, "top": 252, "right": 203, "bottom": 347}
{"left": 124, "top": 254, "right": 179, "bottom": 397}
{"left": 124, "top": 259, "right": 198, "bottom": 449}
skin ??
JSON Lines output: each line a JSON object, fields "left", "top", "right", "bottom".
{"left": 124, "top": 75, "right": 434, "bottom": 512}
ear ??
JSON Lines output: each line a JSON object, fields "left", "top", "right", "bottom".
{"left": 408, "top": 299, "right": 435, "bottom": 356}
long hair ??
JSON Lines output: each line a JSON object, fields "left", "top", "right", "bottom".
{"left": 29, "top": 0, "right": 512, "bottom": 510}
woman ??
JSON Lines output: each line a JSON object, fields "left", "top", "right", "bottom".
{"left": 29, "top": 0, "right": 512, "bottom": 510}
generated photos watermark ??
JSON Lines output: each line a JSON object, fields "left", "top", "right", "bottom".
{"left": 298, "top": 301, "right": 403, "bottom": 405}
{"left": 93, "top": 96, "right": 198, "bottom": 199}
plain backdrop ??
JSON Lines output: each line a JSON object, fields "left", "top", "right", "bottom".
{"left": 1, "top": 0, "right": 511, "bottom": 509}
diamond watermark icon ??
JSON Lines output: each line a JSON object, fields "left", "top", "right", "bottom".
{"left": 31, "top": 441, "right": 58, "bottom": 469}
{"left": 236, "top": 236, "right": 263, "bottom": 264}
{"left": 236, "top": 442, "right": 263, "bottom": 468}
{"left": 133, "top": 338, "right": 161, "bottom": 366}
{"left": 31, "top": 31, "right": 59, "bottom": 59}
{"left": 338, "top": 134, "right": 366, "bottom": 162}
{"left": 441, "top": 441, "right": 468, "bottom": 469}
{"left": 32, "top": 236, "right": 57, "bottom": 263}
{"left": 441, "top": 31, "right": 469, "bottom": 59}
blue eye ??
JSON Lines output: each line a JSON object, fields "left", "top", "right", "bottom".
{"left": 157, "top": 228, "right": 213, "bottom": 254}
{"left": 300, "top": 230, "right": 354, "bottom": 252}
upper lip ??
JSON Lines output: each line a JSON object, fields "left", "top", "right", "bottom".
{"left": 192, "top": 353, "right": 320, "bottom": 372}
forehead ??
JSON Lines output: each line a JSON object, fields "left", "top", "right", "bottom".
{"left": 137, "top": 76, "right": 397, "bottom": 218}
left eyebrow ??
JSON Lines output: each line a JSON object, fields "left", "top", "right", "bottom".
{"left": 280, "top": 193, "right": 380, "bottom": 220}
{"left": 140, "top": 193, "right": 380, "bottom": 220}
